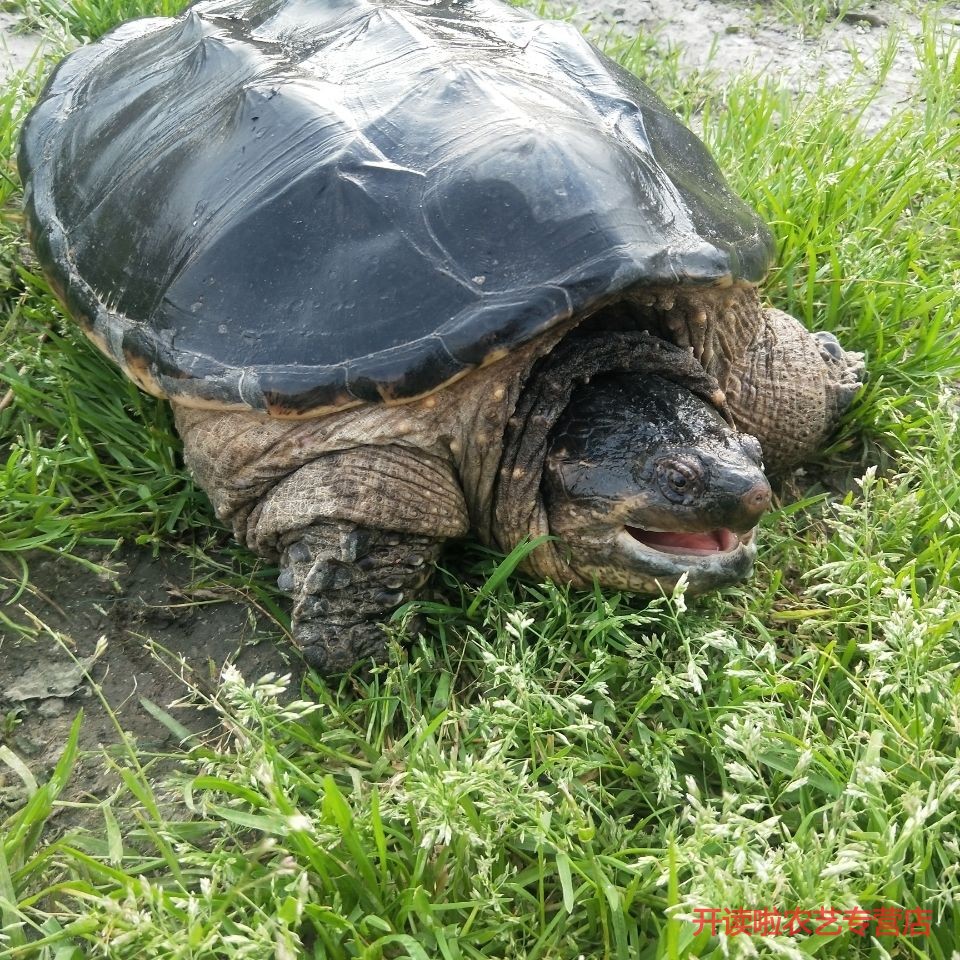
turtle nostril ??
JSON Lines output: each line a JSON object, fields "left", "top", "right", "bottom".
{"left": 742, "top": 481, "right": 772, "bottom": 519}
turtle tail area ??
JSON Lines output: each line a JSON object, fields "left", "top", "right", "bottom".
{"left": 720, "top": 307, "right": 864, "bottom": 474}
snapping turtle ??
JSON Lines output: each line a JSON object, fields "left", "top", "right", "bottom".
{"left": 19, "top": 0, "right": 862, "bottom": 672}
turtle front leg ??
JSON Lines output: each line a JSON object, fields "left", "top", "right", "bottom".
{"left": 721, "top": 307, "right": 864, "bottom": 474}
{"left": 238, "top": 445, "right": 469, "bottom": 675}
{"left": 278, "top": 520, "right": 444, "bottom": 674}
{"left": 812, "top": 329, "right": 866, "bottom": 416}
{"left": 172, "top": 416, "right": 470, "bottom": 673}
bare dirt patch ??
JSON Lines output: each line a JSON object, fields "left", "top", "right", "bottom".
{"left": 0, "top": 10, "right": 46, "bottom": 80}
{"left": 578, "top": 1, "right": 956, "bottom": 132}
{"left": 0, "top": 544, "right": 295, "bottom": 818}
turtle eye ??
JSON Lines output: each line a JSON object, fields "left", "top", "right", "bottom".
{"left": 657, "top": 458, "right": 702, "bottom": 502}
{"left": 667, "top": 468, "right": 688, "bottom": 490}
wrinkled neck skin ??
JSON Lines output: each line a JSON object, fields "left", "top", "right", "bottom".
{"left": 170, "top": 327, "right": 570, "bottom": 546}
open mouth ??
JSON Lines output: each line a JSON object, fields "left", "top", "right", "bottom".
{"left": 624, "top": 526, "right": 751, "bottom": 556}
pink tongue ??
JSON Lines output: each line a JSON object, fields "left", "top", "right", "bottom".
{"left": 628, "top": 528, "right": 728, "bottom": 553}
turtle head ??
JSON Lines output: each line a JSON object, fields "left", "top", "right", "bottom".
{"left": 543, "top": 374, "right": 771, "bottom": 594}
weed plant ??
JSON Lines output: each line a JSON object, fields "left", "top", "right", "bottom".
{"left": 1, "top": 0, "right": 959, "bottom": 957}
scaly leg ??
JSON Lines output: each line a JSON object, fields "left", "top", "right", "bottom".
{"left": 277, "top": 520, "right": 445, "bottom": 674}
{"left": 722, "top": 307, "right": 864, "bottom": 473}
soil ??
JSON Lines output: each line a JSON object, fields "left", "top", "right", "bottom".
{"left": 0, "top": 10, "right": 50, "bottom": 79}
{"left": 0, "top": 545, "right": 295, "bottom": 819}
{"left": 575, "top": 0, "right": 954, "bottom": 133}
{"left": 1, "top": 0, "right": 955, "bottom": 820}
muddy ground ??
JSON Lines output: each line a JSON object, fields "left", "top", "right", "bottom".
{"left": 1, "top": 0, "right": 957, "bottom": 816}
{"left": 0, "top": 543, "right": 295, "bottom": 814}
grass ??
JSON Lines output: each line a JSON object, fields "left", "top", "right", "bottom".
{"left": 1, "top": 0, "right": 960, "bottom": 958}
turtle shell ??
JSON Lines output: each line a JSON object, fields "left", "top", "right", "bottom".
{"left": 19, "top": 0, "right": 773, "bottom": 415}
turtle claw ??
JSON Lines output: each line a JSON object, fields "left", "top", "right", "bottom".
{"left": 296, "top": 618, "right": 389, "bottom": 675}
{"left": 814, "top": 331, "right": 866, "bottom": 420}
{"left": 815, "top": 331, "right": 866, "bottom": 380}
{"left": 814, "top": 330, "right": 844, "bottom": 362}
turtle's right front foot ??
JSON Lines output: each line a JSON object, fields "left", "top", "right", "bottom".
{"left": 278, "top": 520, "right": 442, "bottom": 676}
